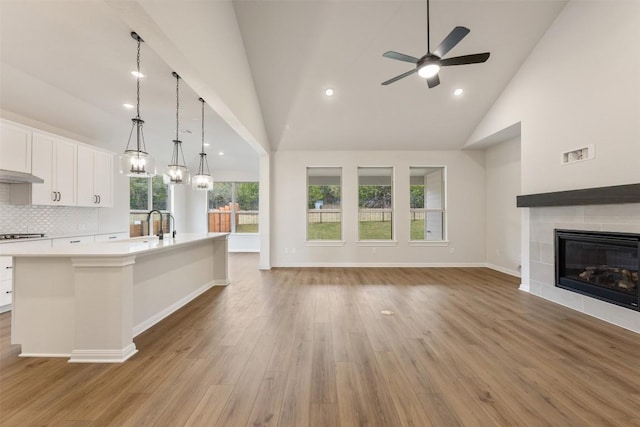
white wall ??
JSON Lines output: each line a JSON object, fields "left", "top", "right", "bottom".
{"left": 272, "top": 150, "right": 486, "bottom": 267}
{"left": 484, "top": 137, "right": 521, "bottom": 276}
{"left": 466, "top": 0, "right": 640, "bottom": 195}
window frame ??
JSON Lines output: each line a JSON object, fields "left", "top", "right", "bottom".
{"left": 408, "top": 166, "right": 448, "bottom": 245}
{"left": 306, "top": 167, "right": 344, "bottom": 244}
{"left": 207, "top": 181, "right": 259, "bottom": 234}
{"left": 357, "top": 166, "right": 395, "bottom": 243}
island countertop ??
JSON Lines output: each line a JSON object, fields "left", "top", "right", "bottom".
{"left": 0, "top": 233, "right": 229, "bottom": 258}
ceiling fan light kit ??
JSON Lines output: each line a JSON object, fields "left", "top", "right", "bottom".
{"left": 382, "top": 0, "right": 490, "bottom": 88}
{"left": 120, "top": 31, "right": 156, "bottom": 177}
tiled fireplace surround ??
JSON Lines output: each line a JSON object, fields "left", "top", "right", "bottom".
{"left": 526, "top": 203, "right": 640, "bottom": 333}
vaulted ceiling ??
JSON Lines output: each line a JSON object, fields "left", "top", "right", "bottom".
{"left": 0, "top": 0, "right": 567, "bottom": 172}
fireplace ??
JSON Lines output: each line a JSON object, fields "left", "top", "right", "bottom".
{"left": 555, "top": 229, "right": 640, "bottom": 311}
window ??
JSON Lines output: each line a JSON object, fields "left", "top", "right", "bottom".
{"left": 307, "top": 167, "right": 342, "bottom": 241}
{"left": 129, "top": 175, "right": 170, "bottom": 237}
{"left": 208, "top": 182, "right": 259, "bottom": 233}
{"left": 410, "top": 167, "right": 445, "bottom": 241}
{"left": 358, "top": 167, "right": 393, "bottom": 240}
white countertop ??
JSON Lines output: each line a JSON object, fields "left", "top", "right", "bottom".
{"left": 0, "top": 233, "right": 228, "bottom": 258}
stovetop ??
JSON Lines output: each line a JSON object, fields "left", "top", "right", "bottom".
{"left": 0, "top": 233, "right": 45, "bottom": 240}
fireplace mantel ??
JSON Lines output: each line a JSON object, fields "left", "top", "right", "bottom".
{"left": 517, "top": 183, "right": 640, "bottom": 208}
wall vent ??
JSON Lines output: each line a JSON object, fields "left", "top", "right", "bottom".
{"left": 561, "top": 144, "right": 594, "bottom": 165}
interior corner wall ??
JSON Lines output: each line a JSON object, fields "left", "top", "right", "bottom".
{"left": 272, "top": 150, "right": 486, "bottom": 267}
{"left": 484, "top": 137, "right": 521, "bottom": 276}
{"left": 466, "top": 0, "right": 640, "bottom": 195}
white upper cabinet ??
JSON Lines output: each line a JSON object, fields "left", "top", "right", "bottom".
{"left": 30, "top": 132, "right": 77, "bottom": 206}
{"left": 0, "top": 120, "right": 32, "bottom": 173}
{"left": 77, "top": 145, "right": 113, "bottom": 207}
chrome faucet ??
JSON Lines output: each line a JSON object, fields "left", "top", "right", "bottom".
{"left": 147, "top": 209, "right": 164, "bottom": 240}
{"left": 164, "top": 212, "right": 176, "bottom": 238}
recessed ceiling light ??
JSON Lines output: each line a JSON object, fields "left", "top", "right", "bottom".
{"left": 203, "top": 142, "right": 210, "bottom": 147}
{"left": 218, "top": 151, "right": 224, "bottom": 156}
{"left": 131, "top": 70, "right": 145, "bottom": 78}
{"left": 454, "top": 88, "right": 464, "bottom": 96}
{"left": 324, "top": 88, "right": 334, "bottom": 97}
{"left": 123, "top": 103, "right": 134, "bottom": 109}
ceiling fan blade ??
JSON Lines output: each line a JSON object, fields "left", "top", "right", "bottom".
{"left": 427, "top": 74, "right": 440, "bottom": 88}
{"left": 441, "top": 52, "right": 490, "bottom": 66}
{"left": 433, "top": 26, "right": 470, "bottom": 58}
{"left": 381, "top": 68, "right": 418, "bottom": 85}
{"left": 383, "top": 51, "right": 420, "bottom": 64}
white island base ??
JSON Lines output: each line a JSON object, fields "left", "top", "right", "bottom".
{"left": 6, "top": 233, "right": 229, "bottom": 363}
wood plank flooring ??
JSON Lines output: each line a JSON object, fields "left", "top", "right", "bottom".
{"left": 1, "top": 253, "right": 639, "bottom": 426}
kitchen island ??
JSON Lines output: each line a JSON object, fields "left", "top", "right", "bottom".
{"left": 0, "top": 233, "right": 229, "bottom": 363}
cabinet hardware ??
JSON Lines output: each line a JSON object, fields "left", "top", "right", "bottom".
{"left": 5, "top": 291, "right": 12, "bottom": 294}
{"left": 70, "top": 240, "right": 80, "bottom": 244}
{"left": 5, "top": 266, "right": 12, "bottom": 269}
{"left": 98, "top": 195, "right": 101, "bottom": 204}
{"left": 108, "top": 236, "right": 117, "bottom": 239}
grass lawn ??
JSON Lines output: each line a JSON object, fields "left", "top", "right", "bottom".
{"left": 411, "top": 219, "right": 425, "bottom": 240}
{"left": 236, "top": 224, "right": 259, "bottom": 233}
{"left": 307, "top": 220, "right": 427, "bottom": 240}
{"left": 308, "top": 222, "right": 341, "bottom": 240}
{"left": 358, "top": 221, "right": 392, "bottom": 240}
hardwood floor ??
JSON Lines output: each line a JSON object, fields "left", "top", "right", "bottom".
{"left": 1, "top": 253, "right": 639, "bottom": 426}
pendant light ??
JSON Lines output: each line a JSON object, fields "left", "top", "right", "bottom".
{"left": 119, "top": 32, "right": 155, "bottom": 177}
{"left": 163, "top": 72, "right": 190, "bottom": 185}
{"left": 192, "top": 97, "right": 213, "bottom": 191}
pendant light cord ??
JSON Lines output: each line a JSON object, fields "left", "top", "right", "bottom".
{"left": 136, "top": 38, "right": 141, "bottom": 120}
{"left": 175, "top": 74, "right": 180, "bottom": 141}
{"left": 201, "top": 98, "right": 205, "bottom": 154}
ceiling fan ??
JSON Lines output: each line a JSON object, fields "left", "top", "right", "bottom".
{"left": 381, "top": 0, "right": 490, "bottom": 88}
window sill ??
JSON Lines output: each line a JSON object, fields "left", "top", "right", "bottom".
{"left": 408, "top": 240, "right": 449, "bottom": 247}
{"left": 357, "top": 240, "right": 398, "bottom": 247}
{"left": 306, "top": 240, "right": 346, "bottom": 247}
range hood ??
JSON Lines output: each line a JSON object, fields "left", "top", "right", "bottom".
{"left": 0, "top": 169, "right": 44, "bottom": 184}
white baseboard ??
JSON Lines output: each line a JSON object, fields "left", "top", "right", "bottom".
{"left": 485, "top": 263, "right": 521, "bottom": 278}
{"left": 272, "top": 262, "right": 487, "bottom": 268}
{"left": 132, "top": 281, "right": 216, "bottom": 337}
{"left": 20, "top": 353, "right": 70, "bottom": 358}
{"left": 68, "top": 344, "right": 138, "bottom": 363}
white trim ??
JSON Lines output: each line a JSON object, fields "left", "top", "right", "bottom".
{"left": 68, "top": 344, "right": 138, "bottom": 363}
{"left": 273, "top": 262, "right": 487, "bottom": 268}
{"left": 519, "top": 282, "right": 530, "bottom": 292}
{"left": 408, "top": 240, "right": 449, "bottom": 247}
{"left": 356, "top": 240, "right": 398, "bottom": 247}
{"left": 305, "top": 240, "right": 346, "bottom": 247}
{"left": 132, "top": 280, "right": 216, "bottom": 337}
{"left": 486, "top": 263, "right": 521, "bottom": 278}
{"left": 213, "top": 279, "right": 231, "bottom": 286}
{"left": 229, "top": 248, "right": 260, "bottom": 253}
{"left": 20, "top": 353, "right": 70, "bottom": 358}
{"left": 71, "top": 255, "right": 136, "bottom": 268}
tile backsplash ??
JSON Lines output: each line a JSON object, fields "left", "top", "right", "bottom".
{"left": 0, "top": 183, "right": 99, "bottom": 235}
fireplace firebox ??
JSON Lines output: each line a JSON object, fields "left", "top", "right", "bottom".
{"left": 555, "top": 229, "right": 639, "bottom": 311}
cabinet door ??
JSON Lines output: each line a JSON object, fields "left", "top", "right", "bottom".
{"left": 93, "top": 150, "right": 113, "bottom": 207}
{"left": 0, "top": 121, "right": 32, "bottom": 173}
{"left": 76, "top": 145, "right": 96, "bottom": 206}
{"left": 31, "top": 132, "right": 55, "bottom": 205}
{"left": 54, "top": 138, "right": 77, "bottom": 206}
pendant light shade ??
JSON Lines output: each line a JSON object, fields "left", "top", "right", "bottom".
{"left": 120, "top": 32, "right": 155, "bottom": 177}
{"left": 163, "top": 72, "right": 190, "bottom": 185}
{"left": 192, "top": 98, "right": 213, "bottom": 191}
